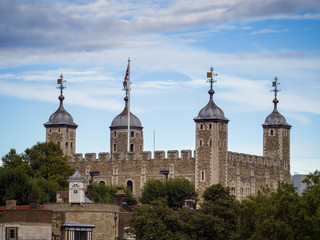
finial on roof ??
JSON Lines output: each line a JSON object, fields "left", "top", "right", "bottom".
{"left": 270, "top": 76, "right": 281, "bottom": 110}
{"left": 206, "top": 67, "right": 218, "bottom": 98}
{"left": 57, "top": 73, "right": 67, "bottom": 102}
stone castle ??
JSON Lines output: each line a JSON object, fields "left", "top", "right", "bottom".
{"left": 44, "top": 70, "right": 291, "bottom": 200}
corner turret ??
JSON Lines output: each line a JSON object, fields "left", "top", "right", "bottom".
{"left": 262, "top": 77, "right": 291, "bottom": 182}
{"left": 194, "top": 67, "right": 229, "bottom": 195}
{"left": 44, "top": 74, "right": 78, "bottom": 155}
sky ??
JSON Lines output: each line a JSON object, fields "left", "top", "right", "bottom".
{"left": 0, "top": 0, "right": 319, "bottom": 175}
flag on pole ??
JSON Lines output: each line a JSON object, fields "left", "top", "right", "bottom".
{"left": 207, "top": 72, "right": 212, "bottom": 78}
{"left": 272, "top": 81, "right": 276, "bottom": 87}
{"left": 124, "top": 63, "right": 129, "bottom": 81}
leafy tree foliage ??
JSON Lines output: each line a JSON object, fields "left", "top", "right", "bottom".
{"left": 1, "top": 142, "right": 75, "bottom": 205}
{"left": 23, "top": 142, "right": 74, "bottom": 189}
{"left": 140, "top": 178, "right": 197, "bottom": 209}
{"left": 129, "top": 199, "right": 193, "bottom": 240}
{"left": 0, "top": 167, "right": 34, "bottom": 205}
{"left": 93, "top": 183, "right": 137, "bottom": 205}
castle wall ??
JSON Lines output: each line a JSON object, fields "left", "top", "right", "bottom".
{"left": 69, "top": 150, "right": 195, "bottom": 196}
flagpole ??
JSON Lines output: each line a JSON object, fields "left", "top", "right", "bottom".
{"left": 127, "top": 58, "right": 131, "bottom": 152}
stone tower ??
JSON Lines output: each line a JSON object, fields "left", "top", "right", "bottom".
{"left": 262, "top": 77, "right": 291, "bottom": 182}
{"left": 44, "top": 74, "right": 78, "bottom": 156}
{"left": 110, "top": 96, "right": 143, "bottom": 154}
{"left": 193, "top": 68, "right": 229, "bottom": 195}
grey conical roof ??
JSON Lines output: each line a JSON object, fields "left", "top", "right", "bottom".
{"left": 68, "top": 167, "right": 86, "bottom": 182}
{"left": 110, "top": 97, "right": 143, "bottom": 130}
{"left": 194, "top": 89, "right": 229, "bottom": 123}
{"left": 263, "top": 98, "right": 291, "bottom": 129}
{"left": 44, "top": 94, "right": 78, "bottom": 128}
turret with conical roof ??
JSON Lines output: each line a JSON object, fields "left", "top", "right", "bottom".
{"left": 194, "top": 67, "right": 229, "bottom": 196}
{"left": 262, "top": 77, "right": 291, "bottom": 183}
{"left": 109, "top": 63, "right": 143, "bottom": 155}
{"left": 44, "top": 74, "right": 77, "bottom": 156}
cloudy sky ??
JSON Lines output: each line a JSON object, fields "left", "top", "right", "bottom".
{"left": 0, "top": 0, "right": 319, "bottom": 174}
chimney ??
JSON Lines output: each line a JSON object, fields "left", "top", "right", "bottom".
{"left": 6, "top": 200, "right": 16, "bottom": 210}
{"left": 114, "top": 187, "right": 126, "bottom": 206}
{"left": 29, "top": 196, "right": 40, "bottom": 210}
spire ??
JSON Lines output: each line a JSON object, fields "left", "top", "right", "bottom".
{"left": 263, "top": 76, "right": 291, "bottom": 128}
{"left": 194, "top": 67, "right": 228, "bottom": 123}
{"left": 44, "top": 74, "right": 77, "bottom": 128}
{"left": 207, "top": 67, "right": 218, "bottom": 99}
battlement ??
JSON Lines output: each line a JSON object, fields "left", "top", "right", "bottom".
{"left": 69, "top": 149, "right": 194, "bottom": 162}
{"left": 227, "top": 151, "right": 280, "bottom": 167}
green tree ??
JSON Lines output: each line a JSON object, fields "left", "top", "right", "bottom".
{"left": 93, "top": 183, "right": 137, "bottom": 205}
{"left": 192, "top": 184, "right": 240, "bottom": 240}
{"left": 140, "top": 178, "right": 197, "bottom": 209}
{"left": 299, "top": 170, "right": 320, "bottom": 239}
{"left": 235, "top": 183, "right": 301, "bottom": 240}
{"left": 23, "top": 142, "right": 74, "bottom": 189}
{"left": 1, "top": 148, "right": 33, "bottom": 175}
{"left": 0, "top": 168, "right": 34, "bottom": 205}
{"left": 129, "top": 199, "right": 192, "bottom": 240}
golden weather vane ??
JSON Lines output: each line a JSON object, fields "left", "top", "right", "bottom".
{"left": 207, "top": 67, "right": 218, "bottom": 90}
{"left": 57, "top": 73, "right": 67, "bottom": 95}
{"left": 271, "top": 76, "right": 280, "bottom": 99}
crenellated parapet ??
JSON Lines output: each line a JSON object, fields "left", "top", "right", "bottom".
{"left": 227, "top": 151, "right": 281, "bottom": 167}
{"left": 70, "top": 149, "right": 195, "bottom": 163}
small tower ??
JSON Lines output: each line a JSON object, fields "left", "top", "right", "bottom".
{"left": 68, "top": 167, "right": 86, "bottom": 204}
{"left": 44, "top": 74, "right": 78, "bottom": 156}
{"left": 262, "top": 77, "right": 291, "bottom": 182}
{"left": 194, "top": 67, "right": 229, "bottom": 195}
{"left": 109, "top": 59, "right": 143, "bottom": 154}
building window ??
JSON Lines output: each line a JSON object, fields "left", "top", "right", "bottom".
{"left": 130, "top": 144, "right": 134, "bottom": 152}
{"left": 6, "top": 227, "right": 18, "bottom": 240}
{"left": 74, "top": 190, "right": 78, "bottom": 194}
{"left": 57, "top": 141, "right": 60, "bottom": 146}
{"left": 199, "top": 140, "right": 203, "bottom": 147}
{"left": 201, "top": 170, "right": 205, "bottom": 182}
{"left": 58, "top": 128, "right": 60, "bottom": 132}
{"left": 131, "top": 131, "right": 134, "bottom": 137}
{"left": 99, "top": 181, "right": 105, "bottom": 184}
{"left": 127, "top": 180, "right": 133, "bottom": 192}
{"left": 209, "top": 139, "right": 212, "bottom": 146}
{"left": 113, "top": 144, "right": 116, "bottom": 152}
{"left": 270, "top": 129, "right": 274, "bottom": 136}
{"left": 75, "top": 231, "right": 87, "bottom": 240}
{"left": 114, "top": 131, "right": 117, "bottom": 137}
{"left": 209, "top": 124, "right": 212, "bottom": 129}
{"left": 140, "top": 145, "right": 142, "bottom": 152}
{"left": 66, "top": 142, "right": 68, "bottom": 149}
{"left": 200, "top": 124, "right": 203, "bottom": 130}
{"left": 50, "top": 128, "right": 52, "bottom": 133}
{"left": 71, "top": 142, "right": 73, "bottom": 149}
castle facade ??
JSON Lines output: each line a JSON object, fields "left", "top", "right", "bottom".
{"left": 44, "top": 71, "right": 291, "bottom": 200}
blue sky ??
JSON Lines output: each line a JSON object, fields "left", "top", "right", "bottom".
{"left": 0, "top": 0, "right": 319, "bottom": 174}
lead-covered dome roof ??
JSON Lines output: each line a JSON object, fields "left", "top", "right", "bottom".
{"left": 194, "top": 89, "right": 229, "bottom": 123}
{"left": 263, "top": 98, "right": 291, "bottom": 129}
{"left": 44, "top": 94, "right": 78, "bottom": 128}
{"left": 110, "top": 97, "right": 143, "bottom": 130}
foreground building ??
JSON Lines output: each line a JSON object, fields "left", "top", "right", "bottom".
{"left": 44, "top": 69, "right": 291, "bottom": 200}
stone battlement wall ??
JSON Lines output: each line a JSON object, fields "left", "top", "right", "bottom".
{"left": 69, "top": 150, "right": 194, "bottom": 163}
{"left": 227, "top": 151, "right": 280, "bottom": 167}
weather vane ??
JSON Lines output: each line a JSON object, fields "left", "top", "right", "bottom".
{"left": 271, "top": 76, "right": 280, "bottom": 99}
{"left": 206, "top": 67, "right": 218, "bottom": 90}
{"left": 57, "top": 74, "right": 67, "bottom": 95}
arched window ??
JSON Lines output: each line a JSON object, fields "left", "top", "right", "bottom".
{"left": 72, "top": 184, "right": 80, "bottom": 188}
{"left": 270, "top": 129, "right": 274, "bottom": 136}
{"left": 66, "top": 142, "right": 68, "bottom": 149}
{"left": 99, "top": 181, "right": 105, "bottom": 185}
{"left": 114, "top": 131, "right": 117, "bottom": 137}
{"left": 113, "top": 144, "right": 117, "bottom": 152}
{"left": 71, "top": 142, "right": 73, "bottom": 149}
{"left": 199, "top": 140, "right": 203, "bottom": 147}
{"left": 209, "top": 124, "right": 212, "bottom": 129}
{"left": 130, "top": 144, "right": 134, "bottom": 152}
{"left": 200, "top": 124, "right": 203, "bottom": 130}
{"left": 131, "top": 131, "right": 134, "bottom": 137}
{"left": 127, "top": 180, "right": 133, "bottom": 192}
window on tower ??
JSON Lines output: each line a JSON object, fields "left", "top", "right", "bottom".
{"left": 209, "top": 124, "right": 212, "bottom": 129}
{"left": 200, "top": 124, "right": 203, "bottom": 130}
{"left": 113, "top": 144, "right": 117, "bottom": 152}
{"left": 201, "top": 170, "right": 205, "bottom": 182}
{"left": 130, "top": 144, "right": 134, "bottom": 152}
{"left": 199, "top": 140, "right": 203, "bottom": 147}
{"left": 114, "top": 131, "right": 117, "bottom": 137}
{"left": 131, "top": 131, "right": 134, "bottom": 137}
